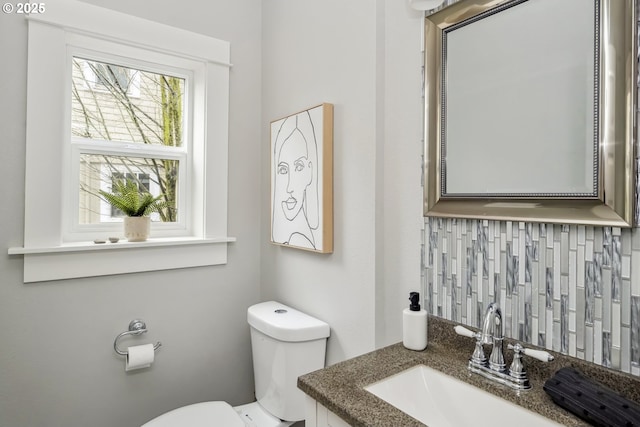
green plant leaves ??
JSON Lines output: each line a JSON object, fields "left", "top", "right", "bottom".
{"left": 98, "top": 178, "right": 170, "bottom": 217}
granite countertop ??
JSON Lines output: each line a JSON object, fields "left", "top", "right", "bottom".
{"left": 298, "top": 316, "right": 640, "bottom": 427}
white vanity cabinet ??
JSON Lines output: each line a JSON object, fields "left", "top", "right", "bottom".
{"left": 304, "top": 396, "right": 352, "bottom": 427}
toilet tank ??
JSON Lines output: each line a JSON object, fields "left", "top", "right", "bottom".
{"left": 247, "top": 301, "right": 330, "bottom": 422}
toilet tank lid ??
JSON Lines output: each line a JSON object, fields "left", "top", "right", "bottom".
{"left": 248, "top": 301, "right": 330, "bottom": 342}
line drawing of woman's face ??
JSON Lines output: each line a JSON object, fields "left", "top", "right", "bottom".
{"left": 277, "top": 129, "right": 313, "bottom": 221}
{"left": 271, "top": 109, "right": 321, "bottom": 250}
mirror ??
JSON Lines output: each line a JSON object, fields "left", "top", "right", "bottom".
{"left": 423, "top": 0, "right": 637, "bottom": 227}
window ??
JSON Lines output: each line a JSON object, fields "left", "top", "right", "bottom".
{"left": 12, "top": 2, "right": 234, "bottom": 282}
{"left": 76, "top": 58, "right": 141, "bottom": 98}
{"left": 69, "top": 54, "right": 187, "bottom": 236}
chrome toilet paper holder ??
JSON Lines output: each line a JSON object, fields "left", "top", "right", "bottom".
{"left": 113, "top": 319, "right": 162, "bottom": 356}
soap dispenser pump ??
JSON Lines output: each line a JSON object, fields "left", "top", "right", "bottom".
{"left": 403, "top": 292, "right": 427, "bottom": 351}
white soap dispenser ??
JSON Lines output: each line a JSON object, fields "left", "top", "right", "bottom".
{"left": 403, "top": 292, "right": 427, "bottom": 351}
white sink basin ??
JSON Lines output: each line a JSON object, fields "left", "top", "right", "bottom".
{"left": 364, "top": 365, "right": 563, "bottom": 427}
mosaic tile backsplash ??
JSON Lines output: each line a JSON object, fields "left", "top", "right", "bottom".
{"left": 421, "top": 221, "right": 640, "bottom": 377}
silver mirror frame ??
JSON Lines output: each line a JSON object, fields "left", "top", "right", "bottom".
{"left": 423, "top": 0, "right": 637, "bottom": 227}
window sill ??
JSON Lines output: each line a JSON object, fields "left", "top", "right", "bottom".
{"left": 9, "top": 236, "right": 236, "bottom": 283}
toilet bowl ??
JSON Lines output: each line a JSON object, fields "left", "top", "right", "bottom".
{"left": 141, "top": 402, "right": 244, "bottom": 427}
{"left": 142, "top": 401, "right": 290, "bottom": 427}
{"left": 141, "top": 301, "right": 330, "bottom": 427}
{"left": 234, "top": 402, "right": 294, "bottom": 427}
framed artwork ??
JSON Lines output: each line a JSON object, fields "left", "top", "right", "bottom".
{"left": 270, "top": 103, "right": 333, "bottom": 253}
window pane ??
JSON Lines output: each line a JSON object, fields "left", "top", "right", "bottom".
{"left": 79, "top": 154, "right": 179, "bottom": 224}
{"left": 71, "top": 57, "right": 185, "bottom": 147}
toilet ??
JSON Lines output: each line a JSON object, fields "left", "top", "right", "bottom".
{"left": 141, "top": 301, "right": 330, "bottom": 427}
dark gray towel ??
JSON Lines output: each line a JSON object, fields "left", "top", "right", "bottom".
{"left": 543, "top": 367, "right": 640, "bottom": 427}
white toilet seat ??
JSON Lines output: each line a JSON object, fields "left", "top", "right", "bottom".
{"left": 141, "top": 401, "right": 244, "bottom": 427}
{"left": 234, "top": 402, "right": 293, "bottom": 427}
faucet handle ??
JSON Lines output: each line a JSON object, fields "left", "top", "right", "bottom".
{"left": 454, "top": 325, "right": 479, "bottom": 339}
{"left": 455, "top": 325, "right": 487, "bottom": 367}
{"left": 507, "top": 343, "right": 553, "bottom": 362}
{"left": 507, "top": 344, "right": 553, "bottom": 385}
{"left": 507, "top": 343, "right": 554, "bottom": 362}
{"left": 523, "top": 347, "right": 554, "bottom": 362}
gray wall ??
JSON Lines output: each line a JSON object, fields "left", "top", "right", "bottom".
{"left": 0, "top": 1, "right": 264, "bottom": 426}
{"left": 260, "top": 0, "right": 424, "bottom": 364}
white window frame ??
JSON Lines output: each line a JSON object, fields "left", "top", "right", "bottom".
{"left": 10, "top": 0, "right": 234, "bottom": 283}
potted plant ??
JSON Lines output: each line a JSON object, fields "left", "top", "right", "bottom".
{"left": 98, "top": 179, "right": 170, "bottom": 242}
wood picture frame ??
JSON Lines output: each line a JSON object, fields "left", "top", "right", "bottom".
{"left": 270, "top": 103, "right": 334, "bottom": 253}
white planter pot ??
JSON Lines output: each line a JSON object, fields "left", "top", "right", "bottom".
{"left": 124, "top": 216, "right": 151, "bottom": 242}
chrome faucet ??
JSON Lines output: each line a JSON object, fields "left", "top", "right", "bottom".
{"left": 480, "top": 302, "right": 506, "bottom": 373}
{"left": 454, "top": 302, "right": 554, "bottom": 391}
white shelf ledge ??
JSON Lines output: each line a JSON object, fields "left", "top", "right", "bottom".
{"left": 8, "top": 236, "right": 236, "bottom": 255}
{"left": 8, "top": 236, "right": 236, "bottom": 283}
